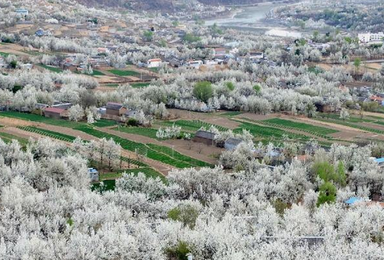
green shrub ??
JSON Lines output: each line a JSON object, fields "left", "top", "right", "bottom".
{"left": 168, "top": 205, "right": 199, "bottom": 229}
{"left": 193, "top": 81, "right": 213, "bottom": 102}
{"left": 317, "top": 182, "right": 337, "bottom": 206}
{"left": 127, "top": 118, "right": 139, "bottom": 126}
{"left": 165, "top": 241, "right": 191, "bottom": 260}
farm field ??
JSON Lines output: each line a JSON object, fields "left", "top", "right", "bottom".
{"left": 17, "top": 126, "right": 77, "bottom": 142}
{"left": 262, "top": 118, "right": 339, "bottom": 137}
{"left": 161, "top": 120, "right": 228, "bottom": 132}
{"left": 5, "top": 110, "right": 384, "bottom": 176}
{"left": 234, "top": 120, "right": 309, "bottom": 141}
{"left": 131, "top": 82, "right": 150, "bottom": 88}
{"left": 74, "top": 126, "right": 212, "bottom": 169}
{"left": 0, "top": 131, "right": 28, "bottom": 145}
{"left": 38, "top": 64, "right": 63, "bottom": 73}
{"left": 114, "top": 126, "right": 159, "bottom": 139}
{"left": 0, "top": 112, "right": 117, "bottom": 129}
{"left": 108, "top": 69, "right": 140, "bottom": 77}
{"left": 315, "top": 115, "right": 384, "bottom": 135}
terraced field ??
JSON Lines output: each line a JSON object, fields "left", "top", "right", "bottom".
{"left": 75, "top": 126, "right": 212, "bottom": 168}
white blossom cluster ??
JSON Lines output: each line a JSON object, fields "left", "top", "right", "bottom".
{"left": 0, "top": 137, "right": 384, "bottom": 258}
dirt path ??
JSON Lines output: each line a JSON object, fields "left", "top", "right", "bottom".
{"left": 352, "top": 110, "right": 384, "bottom": 119}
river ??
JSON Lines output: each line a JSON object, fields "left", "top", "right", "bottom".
{"left": 205, "top": 3, "right": 302, "bottom": 38}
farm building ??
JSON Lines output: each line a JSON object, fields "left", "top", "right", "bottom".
{"left": 52, "top": 102, "right": 72, "bottom": 110}
{"left": 193, "top": 130, "right": 216, "bottom": 146}
{"left": 43, "top": 107, "right": 65, "bottom": 119}
{"left": 224, "top": 138, "right": 243, "bottom": 150}
{"left": 106, "top": 102, "right": 127, "bottom": 116}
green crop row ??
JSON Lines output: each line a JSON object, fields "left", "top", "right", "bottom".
{"left": 17, "top": 126, "right": 76, "bottom": 142}
{"left": 234, "top": 121, "right": 309, "bottom": 141}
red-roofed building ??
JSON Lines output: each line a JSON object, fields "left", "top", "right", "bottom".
{"left": 43, "top": 107, "right": 65, "bottom": 119}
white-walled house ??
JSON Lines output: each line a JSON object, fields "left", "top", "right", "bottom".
{"left": 147, "top": 58, "right": 162, "bottom": 68}
{"left": 187, "top": 60, "right": 203, "bottom": 69}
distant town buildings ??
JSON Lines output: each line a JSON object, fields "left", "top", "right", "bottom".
{"left": 15, "top": 9, "right": 29, "bottom": 16}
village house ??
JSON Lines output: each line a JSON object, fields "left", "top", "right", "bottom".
{"left": 214, "top": 47, "right": 226, "bottom": 58}
{"left": 43, "top": 107, "right": 65, "bottom": 119}
{"left": 187, "top": 60, "right": 203, "bottom": 69}
{"left": 193, "top": 130, "right": 216, "bottom": 146}
{"left": 224, "top": 137, "right": 243, "bottom": 150}
{"left": 106, "top": 102, "right": 127, "bottom": 116}
{"left": 52, "top": 102, "right": 72, "bottom": 110}
{"left": 370, "top": 95, "right": 384, "bottom": 106}
{"left": 358, "top": 32, "right": 384, "bottom": 44}
{"left": 147, "top": 58, "right": 162, "bottom": 68}
{"left": 249, "top": 51, "right": 264, "bottom": 62}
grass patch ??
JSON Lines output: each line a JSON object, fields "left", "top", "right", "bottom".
{"left": 92, "top": 119, "right": 117, "bottom": 128}
{"left": 92, "top": 180, "right": 115, "bottom": 192}
{"left": 219, "top": 111, "right": 243, "bottom": 117}
{"left": 0, "top": 112, "right": 84, "bottom": 128}
{"left": 92, "top": 167, "right": 166, "bottom": 192}
{"left": 0, "top": 111, "right": 113, "bottom": 129}
{"left": 0, "top": 132, "right": 28, "bottom": 146}
{"left": 38, "top": 64, "right": 63, "bottom": 73}
{"left": 104, "top": 83, "right": 119, "bottom": 88}
{"left": 114, "top": 126, "right": 159, "bottom": 139}
{"left": 0, "top": 51, "right": 10, "bottom": 57}
{"left": 91, "top": 70, "right": 105, "bottom": 76}
{"left": 108, "top": 69, "right": 140, "bottom": 77}
{"left": 131, "top": 82, "right": 150, "bottom": 88}
{"left": 100, "top": 168, "right": 165, "bottom": 182}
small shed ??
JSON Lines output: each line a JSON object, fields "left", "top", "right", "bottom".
{"left": 88, "top": 168, "right": 99, "bottom": 182}
{"left": 193, "top": 130, "right": 216, "bottom": 146}
{"left": 43, "top": 107, "right": 65, "bottom": 119}
{"left": 106, "top": 102, "right": 126, "bottom": 116}
{"left": 224, "top": 138, "right": 242, "bottom": 150}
